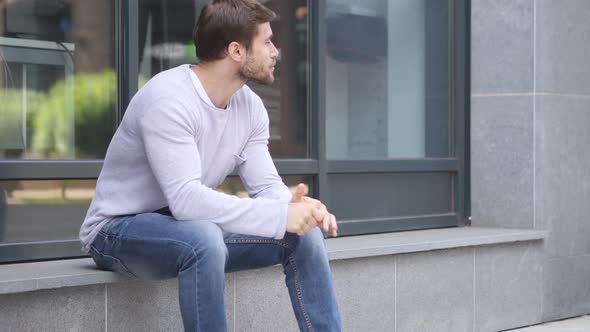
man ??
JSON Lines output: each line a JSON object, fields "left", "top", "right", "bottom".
{"left": 79, "top": 0, "right": 342, "bottom": 331}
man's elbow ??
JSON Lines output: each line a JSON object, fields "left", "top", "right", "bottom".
{"left": 168, "top": 192, "right": 198, "bottom": 221}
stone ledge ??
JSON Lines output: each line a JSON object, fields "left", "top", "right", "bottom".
{"left": 0, "top": 259, "right": 130, "bottom": 295}
{"left": 326, "top": 226, "right": 547, "bottom": 260}
{"left": 0, "top": 226, "right": 546, "bottom": 295}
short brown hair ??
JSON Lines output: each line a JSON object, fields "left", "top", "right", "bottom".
{"left": 193, "top": 0, "right": 276, "bottom": 62}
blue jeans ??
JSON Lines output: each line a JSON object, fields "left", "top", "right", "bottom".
{"left": 89, "top": 211, "right": 342, "bottom": 332}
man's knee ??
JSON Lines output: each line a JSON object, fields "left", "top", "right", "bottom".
{"left": 296, "top": 228, "right": 327, "bottom": 258}
{"left": 179, "top": 221, "right": 228, "bottom": 270}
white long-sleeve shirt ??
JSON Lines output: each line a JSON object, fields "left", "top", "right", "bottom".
{"left": 79, "top": 64, "right": 292, "bottom": 253}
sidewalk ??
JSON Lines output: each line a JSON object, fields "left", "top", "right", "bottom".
{"left": 507, "top": 315, "right": 590, "bottom": 331}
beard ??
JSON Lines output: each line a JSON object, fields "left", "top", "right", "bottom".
{"left": 239, "top": 54, "right": 275, "bottom": 85}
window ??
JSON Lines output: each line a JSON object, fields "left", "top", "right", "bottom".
{"left": 318, "top": 0, "right": 469, "bottom": 235}
{"left": 0, "top": 0, "right": 117, "bottom": 160}
{"left": 0, "top": 0, "right": 468, "bottom": 263}
{"left": 0, "top": 180, "right": 95, "bottom": 244}
{"left": 325, "top": 0, "right": 452, "bottom": 159}
{"left": 0, "top": 0, "right": 118, "bottom": 262}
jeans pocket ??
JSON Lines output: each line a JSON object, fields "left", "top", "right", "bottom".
{"left": 90, "top": 245, "right": 136, "bottom": 278}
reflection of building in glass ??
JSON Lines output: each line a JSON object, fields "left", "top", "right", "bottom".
{"left": 325, "top": 0, "right": 451, "bottom": 159}
{"left": 138, "top": 0, "right": 195, "bottom": 78}
{"left": 265, "top": 0, "right": 309, "bottom": 158}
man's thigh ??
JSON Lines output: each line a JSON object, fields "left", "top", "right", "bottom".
{"left": 223, "top": 232, "right": 298, "bottom": 273}
{"left": 91, "top": 213, "right": 225, "bottom": 279}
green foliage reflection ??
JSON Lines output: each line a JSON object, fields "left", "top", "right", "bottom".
{"left": 31, "top": 70, "right": 116, "bottom": 158}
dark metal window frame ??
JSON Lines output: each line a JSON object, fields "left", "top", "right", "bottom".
{"left": 0, "top": 0, "right": 470, "bottom": 263}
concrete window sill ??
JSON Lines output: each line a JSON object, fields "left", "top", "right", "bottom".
{"left": 0, "top": 226, "right": 546, "bottom": 295}
{"left": 325, "top": 226, "right": 547, "bottom": 260}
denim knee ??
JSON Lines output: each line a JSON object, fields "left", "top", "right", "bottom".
{"left": 178, "top": 222, "right": 228, "bottom": 271}
{"left": 294, "top": 228, "right": 327, "bottom": 259}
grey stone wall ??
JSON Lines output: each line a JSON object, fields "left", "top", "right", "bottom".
{"left": 0, "top": 242, "right": 543, "bottom": 332}
{"left": 471, "top": 0, "right": 590, "bottom": 323}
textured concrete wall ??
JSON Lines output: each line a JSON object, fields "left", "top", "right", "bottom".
{"left": 471, "top": 0, "right": 590, "bottom": 323}
{"left": 471, "top": 0, "right": 535, "bottom": 229}
{"left": 536, "top": 0, "right": 590, "bottom": 321}
{"left": 0, "top": 242, "right": 543, "bottom": 332}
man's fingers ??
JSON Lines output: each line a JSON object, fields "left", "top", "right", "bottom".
{"left": 300, "top": 217, "right": 316, "bottom": 235}
{"left": 311, "top": 206, "right": 326, "bottom": 222}
{"left": 302, "top": 223, "right": 312, "bottom": 234}
{"left": 312, "top": 199, "right": 322, "bottom": 209}
{"left": 330, "top": 213, "right": 338, "bottom": 237}
{"left": 307, "top": 214, "right": 318, "bottom": 229}
{"left": 293, "top": 184, "right": 304, "bottom": 202}
{"left": 303, "top": 196, "right": 320, "bottom": 205}
{"left": 302, "top": 196, "right": 323, "bottom": 210}
{"left": 292, "top": 183, "right": 307, "bottom": 202}
{"left": 322, "top": 210, "right": 330, "bottom": 232}
{"left": 298, "top": 219, "right": 307, "bottom": 236}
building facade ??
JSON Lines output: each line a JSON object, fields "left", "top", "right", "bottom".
{"left": 0, "top": 0, "right": 589, "bottom": 331}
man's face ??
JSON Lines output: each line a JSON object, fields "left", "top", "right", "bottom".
{"left": 239, "top": 22, "right": 278, "bottom": 85}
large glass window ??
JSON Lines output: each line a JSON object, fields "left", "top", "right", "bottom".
{"left": 0, "top": 0, "right": 117, "bottom": 160}
{"left": 319, "top": 0, "right": 467, "bottom": 235}
{"left": 325, "top": 0, "right": 451, "bottom": 159}
{"left": 0, "top": 0, "right": 119, "bottom": 263}
{"left": 0, "top": 0, "right": 468, "bottom": 263}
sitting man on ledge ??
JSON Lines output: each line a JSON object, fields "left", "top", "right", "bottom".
{"left": 78, "top": 0, "right": 342, "bottom": 331}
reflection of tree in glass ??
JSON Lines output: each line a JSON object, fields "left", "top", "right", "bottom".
{"left": 31, "top": 70, "right": 116, "bottom": 159}
{"left": 0, "top": 89, "right": 45, "bottom": 158}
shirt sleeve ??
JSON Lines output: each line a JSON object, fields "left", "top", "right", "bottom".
{"left": 237, "top": 97, "right": 293, "bottom": 204}
{"left": 138, "top": 98, "right": 287, "bottom": 239}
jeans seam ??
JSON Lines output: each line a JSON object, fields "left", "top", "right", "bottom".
{"left": 224, "top": 238, "right": 295, "bottom": 251}
{"left": 89, "top": 244, "right": 138, "bottom": 278}
{"left": 196, "top": 261, "right": 202, "bottom": 331}
{"left": 95, "top": 232, "right": 206, "bottom": 278}
{"left": 99, "top": 232, "right": 200, "bottom": 256}
{"left": 289, "top": 255, "right": 314, "bottom": 332}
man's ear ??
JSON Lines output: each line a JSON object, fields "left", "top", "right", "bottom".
{"left": 227, "top": 41, "right": 245, "bottom": 63}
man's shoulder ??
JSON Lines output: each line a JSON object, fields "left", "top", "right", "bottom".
{"left": 125, "top": 66, "right": 197, "bottom": 124}
{"left": 236, "top": 84, "right": 264, "bottom": 107}
{"left": 141, "top": 65, "right": 192, "bottom": 97}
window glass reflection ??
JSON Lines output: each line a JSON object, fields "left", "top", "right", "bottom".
{"left": 0, "top": 180, "right": 96, "bottom": 243}
{"left": 325, "top": 0, "right": 452, "bottom": 159}
{"left": 0, "top": 0, "right": 117, "bottom": 160}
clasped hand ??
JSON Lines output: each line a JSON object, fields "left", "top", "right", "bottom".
{"left": 287, "top": 184, "right": 338, "bottom": 237}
